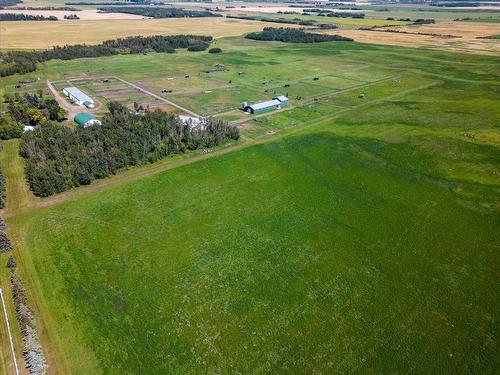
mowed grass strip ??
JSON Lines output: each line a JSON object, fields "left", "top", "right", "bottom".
{"left": 12, "top": 129, "right": 499, "bottom": 374}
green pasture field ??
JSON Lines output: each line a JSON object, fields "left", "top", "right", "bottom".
{"left": 1, "top": 36, "right": 500, "bottom": 374}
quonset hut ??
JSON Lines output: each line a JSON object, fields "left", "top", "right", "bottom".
{"left": 242, "top": 96, "right": 289, "bottom": 115}
{"left": 74, "top": 112, "right": 102, "bottom": 128}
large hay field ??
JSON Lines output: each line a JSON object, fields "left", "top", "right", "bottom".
{"left": 0, "top": 17, "right": 295, "bottom": 50}
{"left": 2, "top": 38, "right": 499, "bottom": 373}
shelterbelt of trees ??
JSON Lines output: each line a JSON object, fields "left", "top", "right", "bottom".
{"left": 20, "top": 102, "right": 239, "bottom": 197}
{"left": 97, "top": 6, "right": 221, "bottom": 18}
{"left": 67, "top": 0, "right": 164, "bottom": 4}
{"left": 0, "top": 34, "right": 213, "bottom": 77}
{"left": 0, "top": 13, "right": 58, "bottom": 21}
{"left": 227, "top": 15, "right": 316, "bottom": 26}
{"left": 245, "top": 27, "right": 353, "bottom": 43}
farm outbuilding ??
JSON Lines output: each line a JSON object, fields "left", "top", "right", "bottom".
{"left": 63, "top": 87, "right": 95, "bottom": 108}
{"left": 242, "top": 96, "right": 289, "bottom": 115}
{"left": 74, "top": 112, "right": 102, "bottom": 128}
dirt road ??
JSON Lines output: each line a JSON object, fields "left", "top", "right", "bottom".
{"left": 46, "top": 80, "right": 81, "bottom": 120}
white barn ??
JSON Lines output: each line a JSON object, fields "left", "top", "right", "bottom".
{"left": 63, "top": 87, "right": 95, "bottom": 108}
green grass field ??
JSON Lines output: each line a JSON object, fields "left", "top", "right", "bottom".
{"left": 1, "top": 36, "right": 500, "bottom": 373}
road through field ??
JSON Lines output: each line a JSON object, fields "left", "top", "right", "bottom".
{"left": 46, "top": 80, "right": 81, "bottom": 120}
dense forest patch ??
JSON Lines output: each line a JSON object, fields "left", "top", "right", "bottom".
{"left": 245, "top": 27, "right": 353, "bottom": 43}
{"left": 20, "top": 102, "right": 239, "bottom": 196}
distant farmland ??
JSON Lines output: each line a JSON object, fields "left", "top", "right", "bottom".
{"left": 3, "top": 37, "right": 499, "bottom": 373}
{"left": 0, "top": 17, "right": 299, "bottom": 49}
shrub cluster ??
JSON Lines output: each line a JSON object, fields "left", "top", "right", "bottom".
{"left": 97, "top": 6, "right": 221, "bottom": 18}
{"left": 1, "top": 92, "right": 67, "bottom": 140}
{"left": 0, "top": 13, "right": 58, "bottom": 21}
{"left": 0, "top": 113, "right": 22, "bottom": 140}
{"left": 0, "top": 34, "right": 212, "bottom": 77}
{"left": 208, "top": 47, "right": 222, "bottom": 53}
{"left": 20, "top": 102, "right": 239, "bottom": 197}
{"left": 0, "top": 231, "right": 12, "bottom": 252}
{"left": 317, "top": 23, "right": 338, "bottom": 30}
{"left": 245, "top": 27, "right": 353, "bottom": 43}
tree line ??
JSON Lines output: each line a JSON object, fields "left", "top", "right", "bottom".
{"left": 97, "top": 6, "right": 221, "bottom": 18}
{"left": 245, "top": 27, "right": 353, "bottom": 43}
{"left": 301, "top": 8, "right": 365, "bottom": 18}
{"left": 10, "top": 6, "right": 80, "bottom": 10}
{"left": 0, "top": 34, "right": 213, "bottom": 77}
{"left": 227, "top": 15, "right": 316, "bottom": 26}
{"left": 67, "top": 0, "right": 158, "bottom": 4}
{"left": 0, "top": 91, "right": 67, "bottom": 140}
{"left": 0, "top": 13, "right": 58, "bottom": 21}
{"left": 20, "top": 102, "right": 239, "bottom": 197}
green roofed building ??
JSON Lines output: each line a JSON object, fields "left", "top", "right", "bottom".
{"left": 74, "top": 112, "right": 102, "bottom": 128}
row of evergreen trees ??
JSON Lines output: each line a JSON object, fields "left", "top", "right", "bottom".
{"left": 20, "top": 102, "right": 239, "bottom": 197}
{"left": 97, "top": 6, "right": 221, "bottom": 18}
{"left": 0, "top": 13, "right": 58, "bottom": 21}
{"left": 0, "top": 34, "right": 213, "bottom": 77}
{"left": 245, "top": 27, "right": 353, "bottom": 43}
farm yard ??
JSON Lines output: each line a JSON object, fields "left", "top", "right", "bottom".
{"left": 0, "top": 0, "right": 499, "bottom": 373}
{"left": 7, "top": 39, "right": 449, "bottom": 128}
{"left": 0, "top": 32, "right": 499, "bottom": 374}
{"left": 51, "top": 77, "right": 180, "bottom": 114}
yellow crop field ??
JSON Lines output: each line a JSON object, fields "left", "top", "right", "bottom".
{"left": 0, "top": 18, "right": 286, "bottom": 49}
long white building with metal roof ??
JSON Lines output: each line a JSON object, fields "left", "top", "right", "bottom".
{"left": 63, "top": 87, "right": 95, "bottom": 108}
